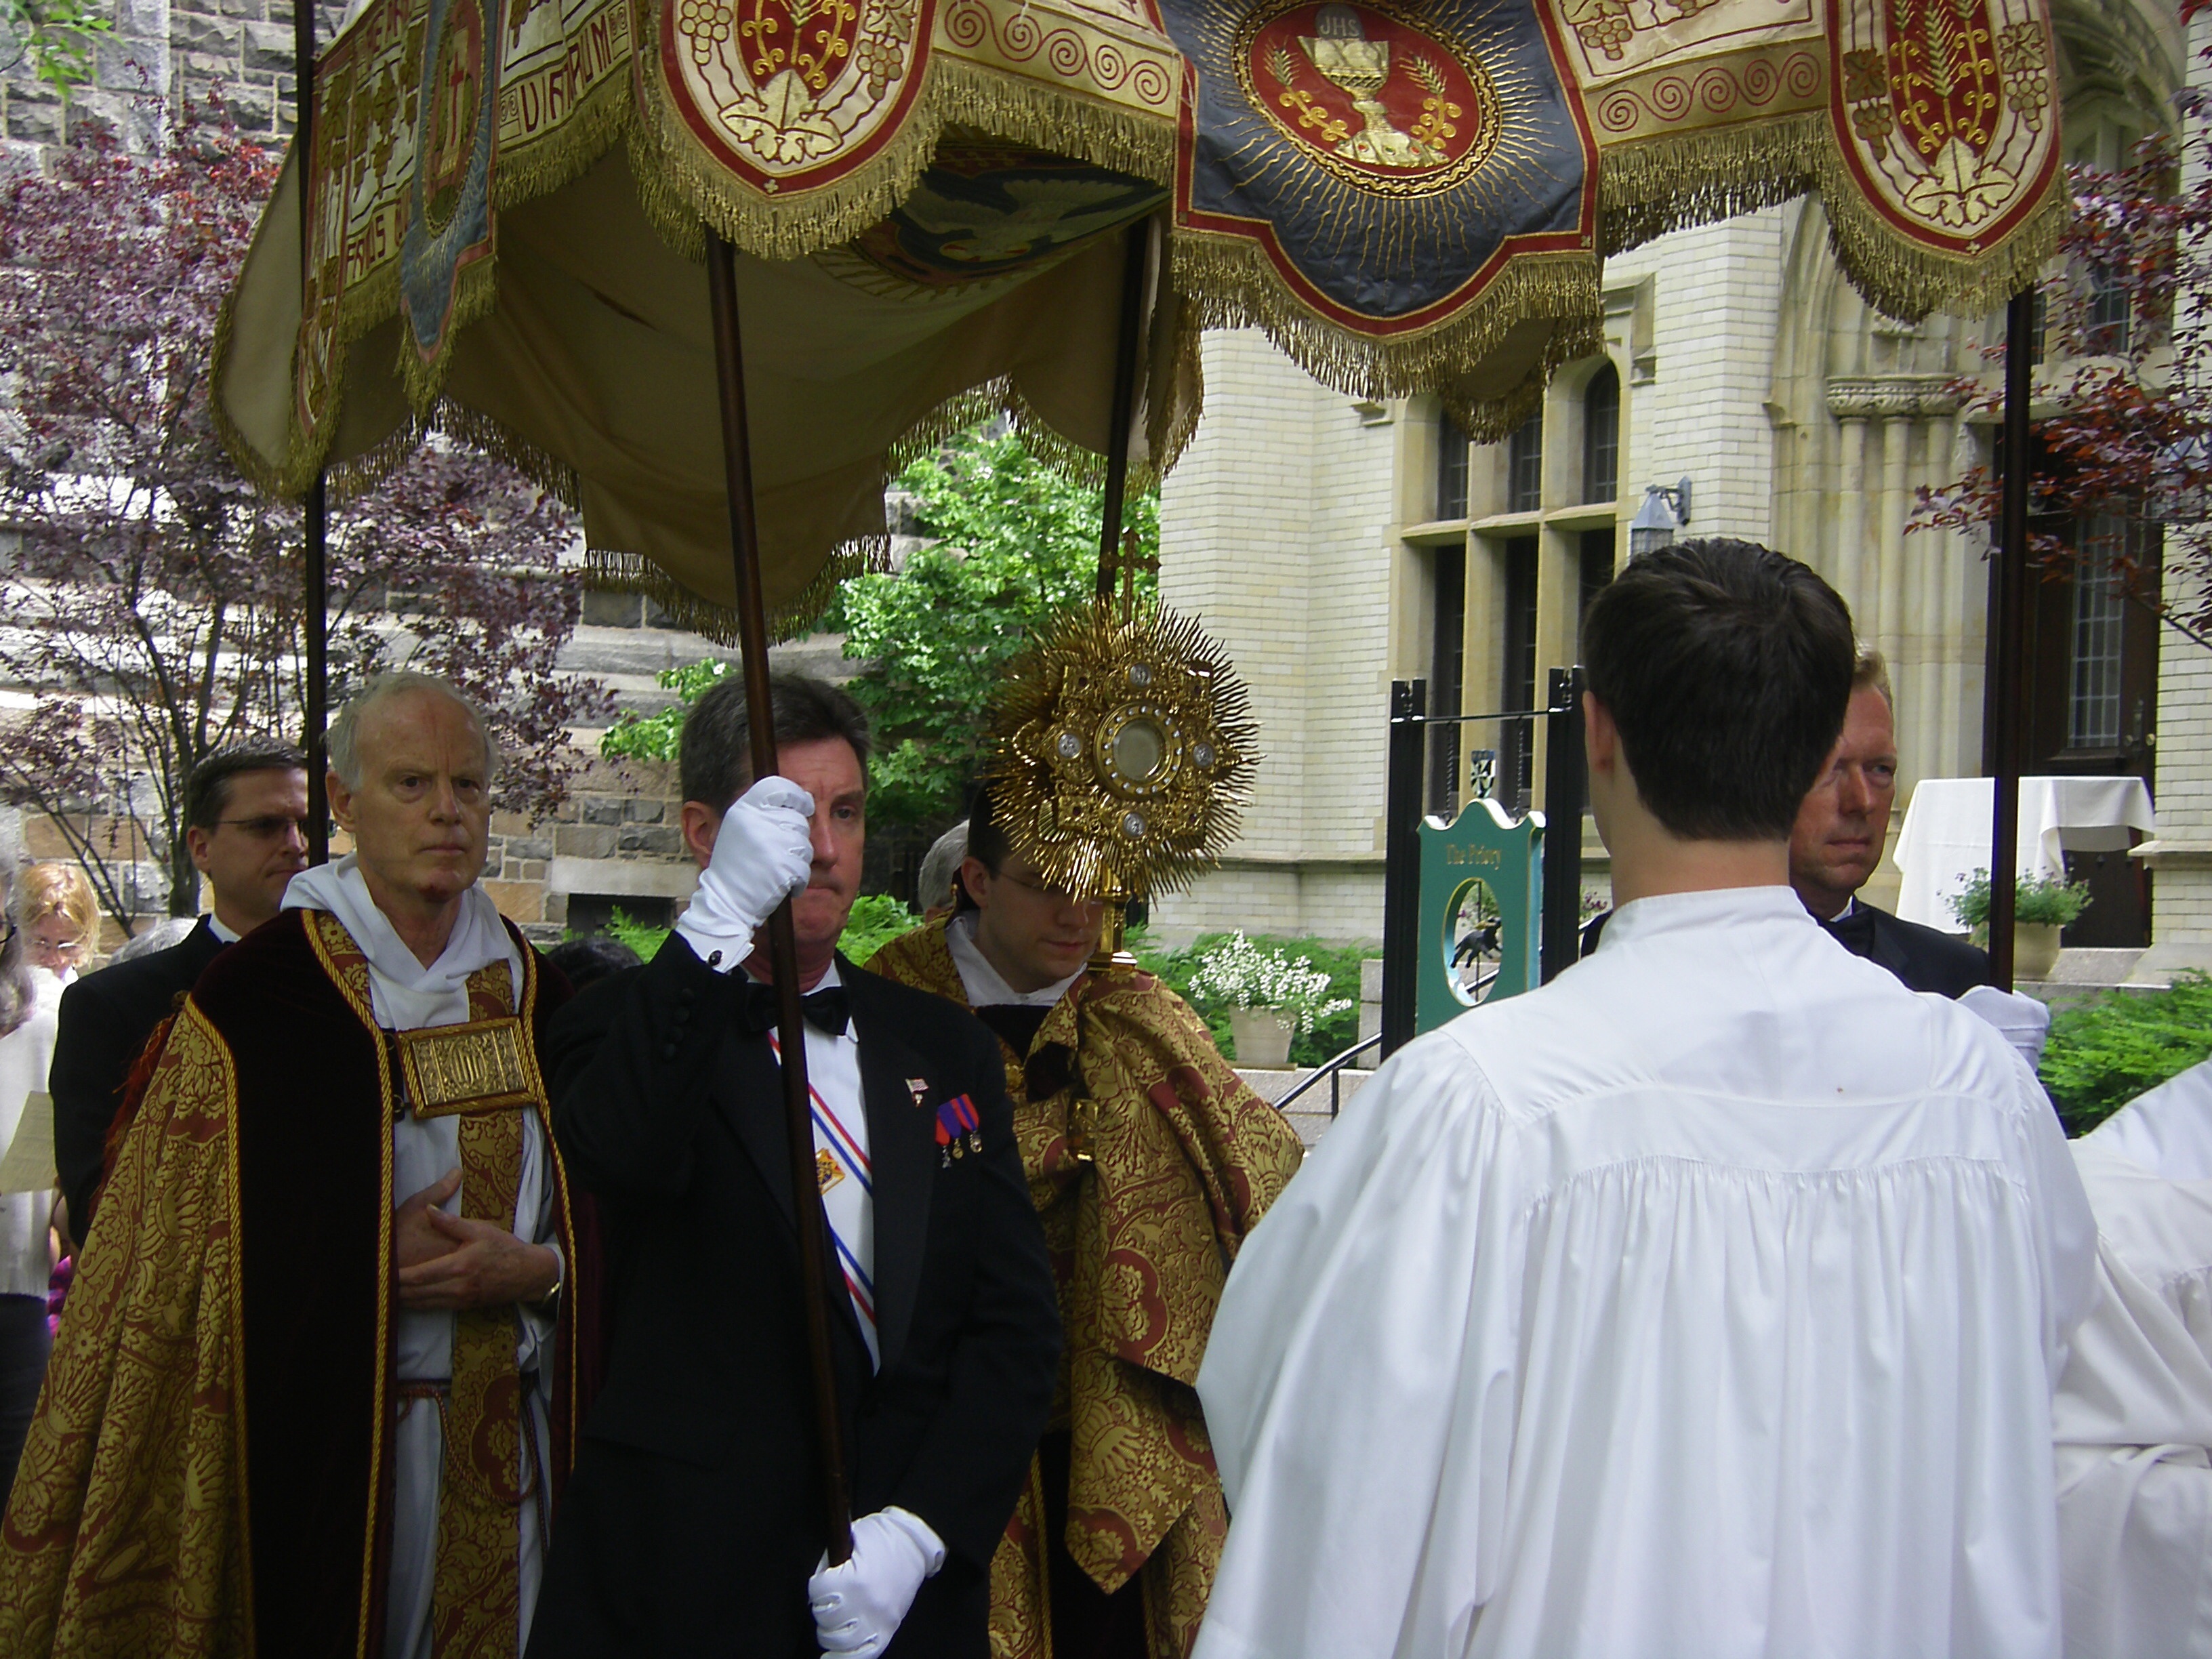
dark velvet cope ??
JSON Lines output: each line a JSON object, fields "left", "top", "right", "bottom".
{"left": 186, "top": 911, "right": 575, "bottom": 1659}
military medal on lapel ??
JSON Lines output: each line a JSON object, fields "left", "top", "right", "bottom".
{"left": 934, "top": 1094, "right": 981, "bottom": 1167}
{"left": 906, "top": 1076, "right": 929, "bottom": 1110}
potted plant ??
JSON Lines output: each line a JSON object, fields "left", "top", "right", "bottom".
{"left": 1189, "top": 932, "right": 1353, "bottom": 1068}
{"left": 1946, "top": 869, "right": 2093, "bottom": 980}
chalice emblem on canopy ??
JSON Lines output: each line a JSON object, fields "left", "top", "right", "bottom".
{"left": 1301, "top": 3, "right": 1446, "bottom": 169}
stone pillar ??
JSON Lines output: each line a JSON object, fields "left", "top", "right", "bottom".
{"left": 1835, "top": 417, "right": 1872, "bottom": 629}
{"left": 1824, "top": 376, "right": 1967, "bottom": 867}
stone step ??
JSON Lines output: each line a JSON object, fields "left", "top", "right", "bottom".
{"left": 1235, "top": 1066, "right": 1374, "bottom": 1147}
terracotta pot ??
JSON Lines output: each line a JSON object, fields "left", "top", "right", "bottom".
{"left": 1229, "top": 1007, "right": 1294, "bottom": 1068}
{"left": 2013, "top": 922, "right": 2063, "bottom": 981}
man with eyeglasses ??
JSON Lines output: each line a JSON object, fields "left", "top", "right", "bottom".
{"left": 49, "top": 737, "right": 309, "bottom": 1248}
{"left": 866, "top": 784, "right": 1305, "bottom": 1659}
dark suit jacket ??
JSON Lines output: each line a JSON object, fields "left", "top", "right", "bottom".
{"left": 529, "top": 937, "right": 1061, "bottom": 1659}
{"left": 1581, "top": 897, "right": 1993, "bottom": 997}
{"left": 51, "top": 916, "right": 228, "bottom": 1244}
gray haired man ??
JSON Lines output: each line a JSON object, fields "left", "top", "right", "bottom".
{"left": 0, "top": 672, "right": 588, "bottom": 1658}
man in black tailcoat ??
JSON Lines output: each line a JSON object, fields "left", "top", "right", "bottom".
{"left": 530, "top": 672, "right": 1059, "bottom": 1659}
{"left": 49, "top": 737, "right": 308, "bottom": 1246}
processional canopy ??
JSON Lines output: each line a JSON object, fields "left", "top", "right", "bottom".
{"left": 216, "top": 0, "right": 2068, "bottom": 637}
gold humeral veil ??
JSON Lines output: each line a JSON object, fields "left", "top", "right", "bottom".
{"left": 867, "top": 918, "right": 1305, "bottom": 1658}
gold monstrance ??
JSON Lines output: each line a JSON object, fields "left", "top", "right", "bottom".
{"left": 982, "top": 536, "right": 1257, "bottom": 974}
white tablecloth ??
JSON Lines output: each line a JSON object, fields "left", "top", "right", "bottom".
{"left": 1893, "top": 776, "right": 2156, "bottom": 933}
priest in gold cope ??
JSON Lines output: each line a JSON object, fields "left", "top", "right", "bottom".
{"left": 0, "top": 672, "right": 585, "bottom": 1659}
{"left": 868, "top": 786, "right": 1305, "bottom": 1659}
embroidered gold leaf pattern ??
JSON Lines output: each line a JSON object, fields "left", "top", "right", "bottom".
{"left": 868, "top": 920, "right": 1305, "bottom": 1656}
{"left": 0, "top": 1002, "right": 248, "bottom": 1656}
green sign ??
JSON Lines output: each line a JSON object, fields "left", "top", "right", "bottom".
{"left": 1416, "top": 798, "right": 1542, "bottom": 1035}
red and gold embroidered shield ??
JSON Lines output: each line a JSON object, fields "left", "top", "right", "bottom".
{"left": 660, "top": 0, "right": 933, "bottom": 195}
{"left": 1829, "top": 0, "right": 2057, "bottom": 257}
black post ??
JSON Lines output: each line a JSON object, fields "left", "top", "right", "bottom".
{"left": 1381, "top": 679, "right": 1426, "bottom": 1057}
{"left": 304, "top": 477, "right": 329, "bottom": 862}
{"left": 295, "top": 0, "right": 329, "bottom": 862}
{"left": 1540, "top": 667, "right": 1585, "bottom": 983}
{"left": 1988, "top": 288, "right": 2036, "bottom": 990}
{"left": 1096, "top": 222, "right": 1149, "bottom": 598}
{"left": 705, "top": 230, "right": 854, "bottom": 1565}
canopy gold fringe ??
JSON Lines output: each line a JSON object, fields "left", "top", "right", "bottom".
{"left": 628, "top": 31, "right": 1175, "bottom": 267}
{"left": 1598, "top": 113, "right": 1828, "bottom": 258}
{"left": 884, "top": 377, "right": 1164, "bottom": 494}
{"left": 211, "top": 254, "right": 403, "bottom": 501}
{"left": 1438, "top": 312, "right": 1609, "bottom": 444}
{"left": 396, "top": 261, "right": 501, "bottom": 413}
{"left": 491, "top": 62, "right": 635, "bottom": 212}
{"left": 583, "top": 535, "right": 893, "bottom": 646}
{"left": 1172, "top": 232, "right": 1602, "bottom": 443}
{"left": 1149, "top": 298, "right": 1205, "bottom": 474}
{"left": 1813, "top": 143, "right": 2069, "bottom": 321}
{"left": 1599, "top": 112, "right": 2068, "bottom": 322}
{"left": 213, "top": 79, "right": 633, "bottom": 499}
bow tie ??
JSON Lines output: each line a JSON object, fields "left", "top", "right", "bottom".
{"left": 741, "top": 979, "right": 851, "bottom": 1039}
{"left": 1823, "top": 906, "right": 1878, "bottom": 957}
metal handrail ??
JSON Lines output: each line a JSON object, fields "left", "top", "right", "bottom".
{"left": 1275, "top": 1031, "right": 1384, "bottom": 1118}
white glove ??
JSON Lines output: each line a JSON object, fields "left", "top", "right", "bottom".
{"left": 673, "top": 776, "right": 814, "bottom": 972}
{"left": 1959, "top": 983, "right": 2053, "bottom": 1072}
{"left": 808, "top": 1507, "right": 946, "bottom": 1658}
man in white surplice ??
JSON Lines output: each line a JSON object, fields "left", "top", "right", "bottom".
{"left": 289, "top": 672, "right": 566, "bottom": 1659}
{"left": 1192, "top": 538, "right": 2098, "bottom": 1659}
{"left": 2048, "top": 1066, "right": 2212, "bottom": 1658}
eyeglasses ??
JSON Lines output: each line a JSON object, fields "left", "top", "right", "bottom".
{"left": 218, "top": 815, "right": 312, "bottom": 840}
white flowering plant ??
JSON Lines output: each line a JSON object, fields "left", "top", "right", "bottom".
{"left": 1187, "top": 931, "right": 1354, "bottom": 1036}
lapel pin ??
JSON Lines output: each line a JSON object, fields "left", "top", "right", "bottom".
{"left": 906, "top": 1076, "right": 929, "bottom": 1109}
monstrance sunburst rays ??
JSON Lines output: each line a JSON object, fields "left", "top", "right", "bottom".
{"left": 981, "top": 596, "right": 1258, "bottom": 949}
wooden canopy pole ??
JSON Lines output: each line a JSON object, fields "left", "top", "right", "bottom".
{"left": 705, "top": 230, "right": 854, "bottom": 1565}
{"left": 1987, "top": 289, "right": 2036, "bottom": 990}
{"left": 295, "top": 0, "right": 329, "bottom": 864}
{"left": 1096, "top": 221, "right": 1149, "bottom": 598}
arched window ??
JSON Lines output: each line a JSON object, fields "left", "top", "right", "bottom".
{"left": 1582, "top": 363, "right": 1619, "bottom": 505}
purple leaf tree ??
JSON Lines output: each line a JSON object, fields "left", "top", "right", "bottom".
{"left": 0, "top": 102, "right": 610, "bottom": 932}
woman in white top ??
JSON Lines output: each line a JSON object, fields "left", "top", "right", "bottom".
{"left": 0, "top": 863, "right": 61, "bottom": 1499}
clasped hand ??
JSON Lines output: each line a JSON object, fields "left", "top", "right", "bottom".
{"left": 394, "top": 1168, "right": 557, "bottom": 1312}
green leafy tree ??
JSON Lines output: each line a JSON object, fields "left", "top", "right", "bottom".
{"left": 595, "top": 426, "right": 1157, "bottom": 867}
{"left": 599, "top": 659, "right": 734, "bottom": 764}
{"left": 831, "top": 426, "right": 1157, "bottom": 827}
{"left": 1, "top": 0, "right": 111, "bottom": 95}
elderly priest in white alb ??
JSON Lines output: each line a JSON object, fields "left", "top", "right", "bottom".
{"left": 1191, "top": 539, "right": 2097, "bottom": 1659}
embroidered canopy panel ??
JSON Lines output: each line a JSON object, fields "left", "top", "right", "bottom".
{"left": 214, "top": 0, "right": 2064, "bottom": 634}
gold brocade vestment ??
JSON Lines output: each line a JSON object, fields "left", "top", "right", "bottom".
{"left": 0, "top": 909, "right": 574, "bottom": 1659}
{"left": 867, "top": 921, "right": 1305, "bottom": 1659}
